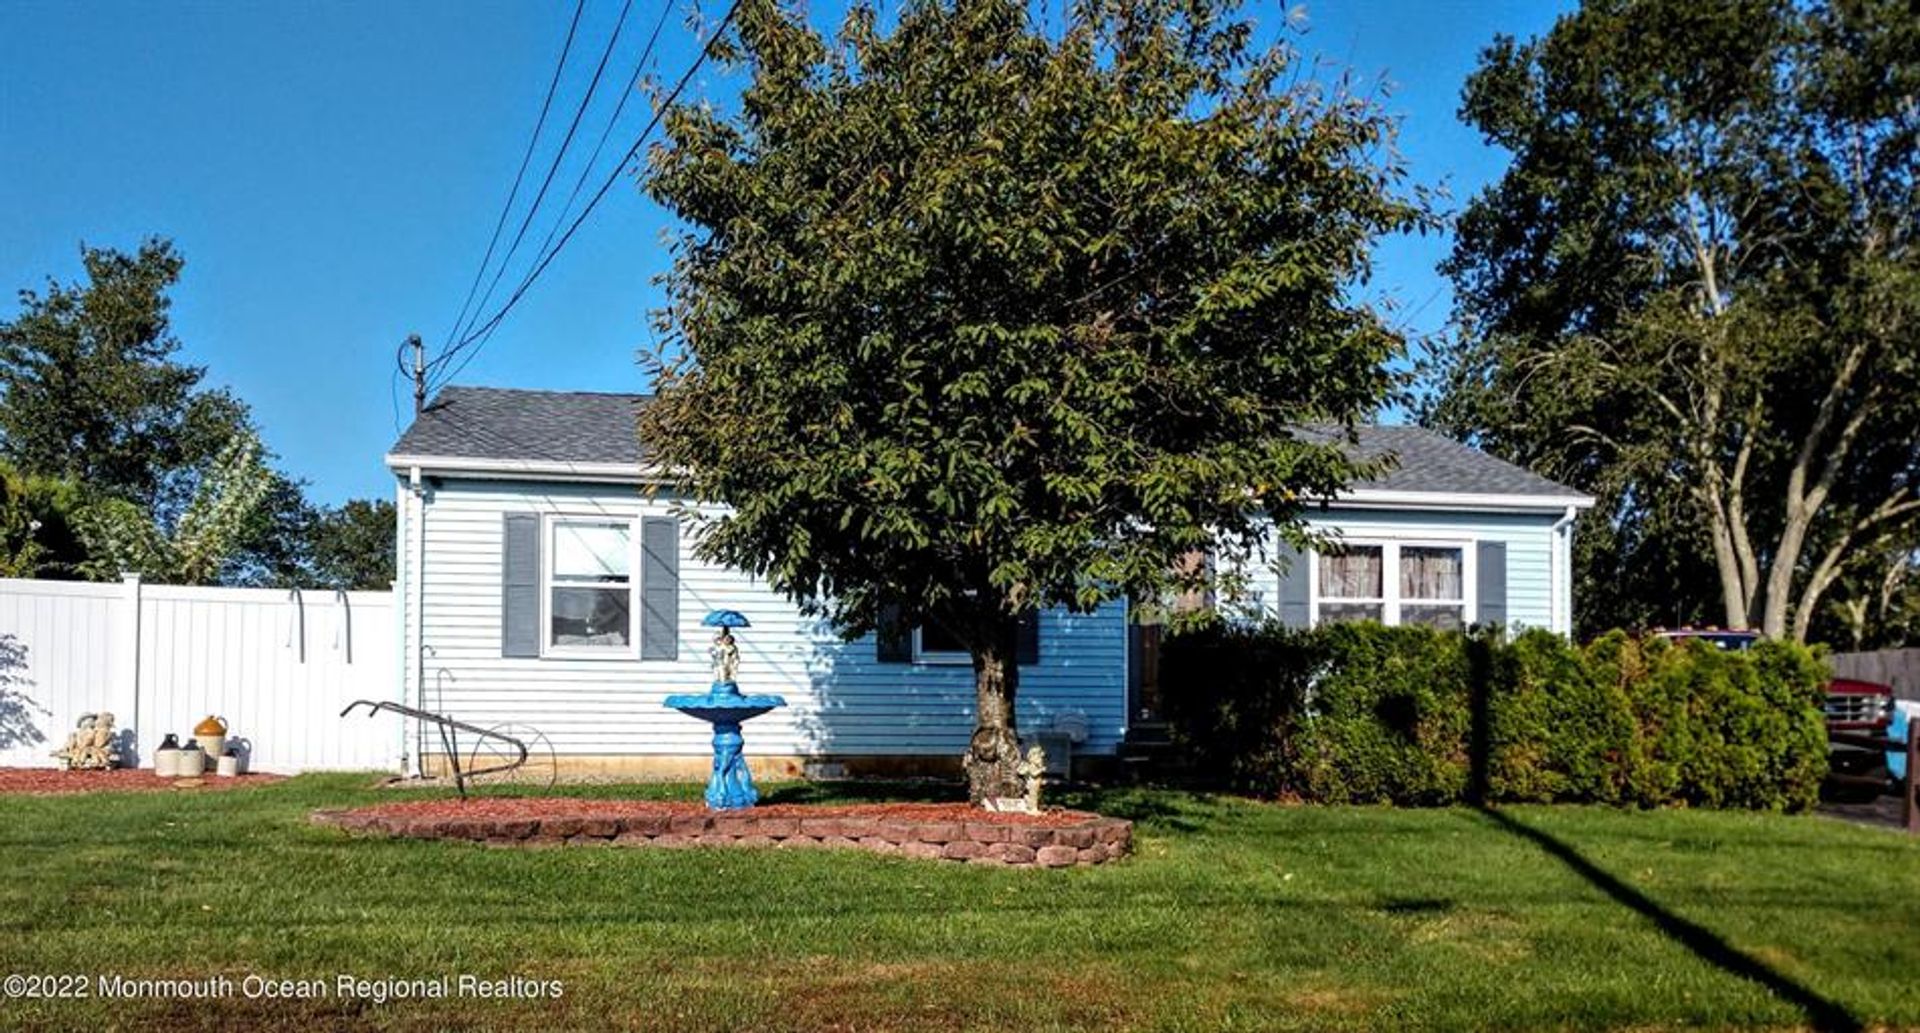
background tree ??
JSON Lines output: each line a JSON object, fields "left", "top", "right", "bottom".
{"left": 1425, "top": 0, "right": 1919, "bottom": 643}
{"left": 0, "top": 464, "right": 84, "bottom": 578}
{"left": 643, "top": 0, "right": 1422, "bottom": 800}
{"left": 1, "top": 238, "right": 389, "bottom": 587}
{"left": 74, "top": 433, "right": 274, "bottom": 584}
{"left": 0, "top": 239, "right": 251, "bottom": 514}
{"left": 306, "top": 499, "right": 396, "bottom": 590}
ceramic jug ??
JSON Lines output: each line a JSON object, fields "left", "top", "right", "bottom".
{"left": 154, "top": 733, "right": 183, "bottom": 777}
{"left": 193, "top": 716, "right": 228, "bottom": 761}
{"left": 176, "top": 738, "right": 207, "bottom": 778}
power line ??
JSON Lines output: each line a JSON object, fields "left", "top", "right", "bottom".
{"left": 529, "top": 0, "right": 674, "bottom": 295}
{"left": 429, "top": 0, "right": 674, "bottom": 395}
{"left": 431, "top": 1, "right": 740, "bottom": 392}
{"left": 439, "top": 0, "right": 639, "bottom": 370}
{"left": 438, "top": 0, "right": 588, "bottom": 357}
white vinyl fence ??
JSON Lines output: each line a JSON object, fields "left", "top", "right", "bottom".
{"left": 0, "top": 576, "right": 400, "bottom": 773}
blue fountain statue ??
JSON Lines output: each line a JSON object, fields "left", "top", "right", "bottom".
{"left": 663, "top": 610, "right": 787, "bottom": 809}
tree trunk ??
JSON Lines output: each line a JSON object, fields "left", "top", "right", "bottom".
{"left": 963, "top": 621, "right": 1022, "bottom": 805}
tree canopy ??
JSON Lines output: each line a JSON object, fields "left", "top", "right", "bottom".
{"left": 0, "top": 239, "right": 394, "bottom": 587}
{"left": 642, "top": 0, "right": 1423, "bottom": 798}
{"left": 1426, "top": 0, "right": 1919, "bottom": 644}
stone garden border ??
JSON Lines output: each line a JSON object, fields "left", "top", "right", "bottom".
{"left": 310, "top": 806, "right": 1131, "bottom": 868}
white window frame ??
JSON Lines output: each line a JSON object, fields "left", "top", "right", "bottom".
{"left": 1310, "top": 538, "right": 1476, "bottom": 629}
{"left": 540, "top": 514, "right": 641, "bottom": 659}
{"left": 911, "top": 624, "right": 973, "bottom": 665}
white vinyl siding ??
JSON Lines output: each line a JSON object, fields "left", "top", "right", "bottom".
{"left": 1244, "top": 507, "right": 1564, "bottom": 633}
{"left": 397, "top": 478, "right": 1129, "bottom": 759}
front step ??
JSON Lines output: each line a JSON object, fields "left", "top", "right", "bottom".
{"left": 1117, "top": 722, "right": 1199, "bottom": 784}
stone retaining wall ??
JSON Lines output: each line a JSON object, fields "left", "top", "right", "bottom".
{"left": 311, "top": 809, "right": 1132, "bottom": 868}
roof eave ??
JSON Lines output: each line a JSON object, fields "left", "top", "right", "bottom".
{"left": 1322, "top": 488, "right": 1597, "bottom": 513}
{"left": 385, "top": 453, "right": 668, "bottom": 484}
{"left": 385, "top": 455, "right": 1596, "bottom": 511}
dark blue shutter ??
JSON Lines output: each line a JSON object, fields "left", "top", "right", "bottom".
{"left": 1476, "top": 541, "right": 1508, "bottom": 627}
{"left": 875, "top": 603, "right": 912, "bottom": 662}
{"left": 501, "top": 513, "right": 540, "bottom": 658}
{"left": 1016, "top": 611, "right": 1040, "bottom": 665}
{"left": 640, "top": 517, "right": 679, "bottom": 660}
{"left": 1275, "top": 540, "right": 1312, "bottom": 629}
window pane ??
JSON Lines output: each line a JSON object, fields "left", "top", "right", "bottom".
{"left": 553, "top": 523, "right": 629, "bottom": 581}
{"left": 550, "top": 587, "right": 631, "bottom": 646}
{"left": 920, "top": 616, "right": 968, "bottom": 655}
{"left": 1318, "top": 602, "right": 1384, "bottom": 624}
{"left": 1402, "top": 604, "right": 1465, "bottom": 631}
{"left": 1401, "top": 547, "right": 1463, "bottom": 601}
{"left": 1319, "top": 546, "right": 1383, "bottom": 599}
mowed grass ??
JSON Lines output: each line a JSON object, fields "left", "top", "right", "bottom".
{"left": 3, "top": 775, "right": 1919, "bottom": 1032}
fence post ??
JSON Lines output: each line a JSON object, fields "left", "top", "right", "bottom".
{"left": 1906, "top": 720, "right": 1918, "bottom": 837}
{"left": 115, "top": 573, "right": 142, "bottom": 762}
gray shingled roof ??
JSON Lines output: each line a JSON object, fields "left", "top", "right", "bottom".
{"left": 390, "top": 386, "right": 1585, "bottom": 499}
{"left": 1313, "top": 424, "right": 1586, "bottom": 499}
{"left": 390, "top": 387, "right": 650, "bottom": 466}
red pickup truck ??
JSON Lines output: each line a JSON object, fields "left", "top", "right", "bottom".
{"left": 1652, "top": 628, "right": 1894, "bottom": 775}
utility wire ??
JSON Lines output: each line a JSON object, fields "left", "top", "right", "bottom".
{"left": 438, "top": 0, "right": 588, "bottom": 358}
{"left": 438, "top": 0, "right": 640, "bottom": 372}
{"left": 432, "top": 1, "right": 740, "bottom": 392}
{"left": 429, "top": 0, "right": 674, "bottom": 395}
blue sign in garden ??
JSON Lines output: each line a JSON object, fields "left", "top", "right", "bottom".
{"left": 663, "top": 610, "right": 788, "bottom": 810}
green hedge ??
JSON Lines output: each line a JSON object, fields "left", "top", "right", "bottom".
{"left": 1160, "top": 623, "right": 1828, "bottom": 811}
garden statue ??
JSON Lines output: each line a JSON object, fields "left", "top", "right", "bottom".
{"left": 709, "top": 626, "right": 741, "bottom": 687}
{"left": 983, "top": 742, "right": 1049, "bottom": 813}
{"left": 51, "top": 712, "right": 120, "bottom": 770}
{"left": 664, "top": 610, "right": 787, "bottom": 809}
{"left": 1018, "top": 743, "right": 1047, "bottom": 812}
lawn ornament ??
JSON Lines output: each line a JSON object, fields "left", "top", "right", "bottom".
{"left": 51, "top": 712, "right": 121, "bottom": 770}
{"left": 664, "top": 610, "right": 786, "bottom": 809}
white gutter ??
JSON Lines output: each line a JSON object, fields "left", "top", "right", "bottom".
{"left": 384, "top": 453, "right": 669, "bottom": 484}
{"left": 1550, "top": 504, "right": 1579, "bottom": 635}
{"left": 1329, "top": 488, "right": 1598, "bottom": 514}
{"left": 385, "top": 452, "right": 1597, "bottom": 513}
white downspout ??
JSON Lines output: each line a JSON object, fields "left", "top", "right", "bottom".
{"left": 390, "top": 478, "right": 408, "bottom": 775}
{"left": 407, "top": 466, "right": 427, "bottom": 777}
{"left": 1550, "top": 505, "right": 1577, "bottom": 635}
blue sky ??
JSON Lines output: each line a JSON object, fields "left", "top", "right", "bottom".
{"left": 0, "top": 0, "right": 1570, "bottom": 506}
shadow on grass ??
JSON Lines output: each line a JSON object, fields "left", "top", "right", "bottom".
{"left": 1477, "top": 806, "right": 1862, "bottom": 1033}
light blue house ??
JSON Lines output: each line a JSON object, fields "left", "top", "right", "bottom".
{"left": 386, "top": 387, "right": 1591, "bottom": 778}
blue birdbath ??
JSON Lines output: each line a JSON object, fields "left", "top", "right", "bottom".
{"left": 664, "top": 610, "right": 786, "bottom": 810}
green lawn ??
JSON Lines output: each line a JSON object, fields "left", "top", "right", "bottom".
{"left": 3, "top": 775, "right": 1918, "bottom": 1032}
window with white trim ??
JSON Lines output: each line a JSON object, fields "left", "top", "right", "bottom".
{"left": 545, "top": 519, "right": 635, "bottom": 652}
{"left": 1315, "top": 541, "right": 1468, "bottom": 629}
{"left": 1317, "top": 545, "right": 1385, "bottom": 623}
{"left": 1398, "top": 545, "right": 1466, "bottom": 629}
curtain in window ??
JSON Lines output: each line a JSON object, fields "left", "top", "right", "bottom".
{"left": 1319, "top": 546, "right": 1383, "bottom": 599}
{"left": 1400, "top": 546, "right": 1462, "bottom": 601}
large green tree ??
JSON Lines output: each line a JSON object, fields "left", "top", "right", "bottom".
{"left": 306, "top": 499, "right": 396, "bottom": 591}
{"left": 642, "top": 0, "right": 1422, "bottom": 800}
{"left": 1427, "top": 0, "right": 1919, "bottom": 643}
{"left": 0, "top": 239, "right": 250, "bottom": 515}
{"left": 0, "top": 239, "right": 366, "bottom": 587}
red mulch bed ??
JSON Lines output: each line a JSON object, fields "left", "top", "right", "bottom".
{"left": 0, "top": 767, "right": 286, "bottom": 796}
{"left": 342, "top": 797, "right": 1093, "bottom": 826}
